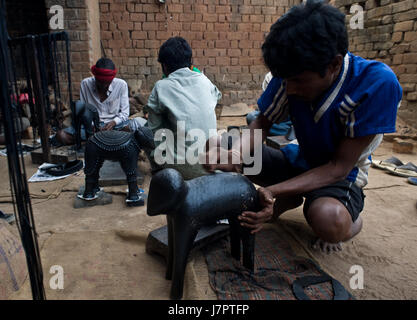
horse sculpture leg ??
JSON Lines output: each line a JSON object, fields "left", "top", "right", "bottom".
{"left": 170, "top": 217, "right": 198, "bottom": 300}
{"left": 229, "top": 217, "right": 241, "bottom": 262}
{"left": 242, "top": 228, "right": 255, "bottom": 272}
{"left": 165, "top": 215, "right": 174, "bottom": 280}
{"left": 229, "top": 217, "right": 255, "bottom": 271}
{"left": 83, "top": 144, "right": 104, "bottom": 200}
{"left": 120, "top": 150, "right": 144, "bottom": 206}
{"left": 126, "top": 173, "right": 139, "bottom": 198}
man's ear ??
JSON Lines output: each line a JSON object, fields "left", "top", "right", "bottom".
{"left": 329, "top": 54, "right": 344, "bottom": 74}
{"left": 161, "top": 63, "right": 168, "bottom": 77}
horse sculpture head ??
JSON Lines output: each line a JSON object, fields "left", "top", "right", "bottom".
{"left": 147, "top": 168, "right": 188, "bottom": 216}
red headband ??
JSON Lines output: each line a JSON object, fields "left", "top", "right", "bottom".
{"left": 91, "top": 65, "right": 117, "bottom": 83}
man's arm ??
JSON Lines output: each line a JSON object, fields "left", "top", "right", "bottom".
{"left": 143, "top": 86, "right": 164, "bottom": 133}
{"left": 103, "top": 81, "right": 129, "bottom": 130}
{"left": 112, "top": 81, "right": 129, "bottom": 126}
{"left": 239, "top": 134, "right": 376, "bottom": 233}
{"left": 203, "top": 113, "right": 272, "bottom": 172}
{"left": 237, "top": 113, "right": 272, "bottom": 152}
{"left": 145, "top": 108, "right": 164, "bottom": 133}
{"left": 80, "top": 82, "right": 87, "bottom": 103}
{"left": 266, "top": 134, "right": 376, "bottom": 197}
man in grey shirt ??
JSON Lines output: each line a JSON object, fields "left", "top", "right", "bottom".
{"left": 144, "top": 37, "right": 222, "bottom": 180}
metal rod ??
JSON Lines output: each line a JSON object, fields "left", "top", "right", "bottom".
{"left": 0, "top": 0, "right": 45, "bottom": 300}
{"left": 36, "top": 36, "right": 52, "bottom": 122}
{"left": 63, "top": 31, "right": 73, "bottom": 106}
{"left": 48, "top": 33, "right": 60, "bottom": 129}
{"left": 21, "top": 43, "right": 37, "bottom": 139}
{"left": 29, "top": 35, "right": 51, "bottom": 163}
{"left": 9, "top": 31, "right": 69, "bottom": 45}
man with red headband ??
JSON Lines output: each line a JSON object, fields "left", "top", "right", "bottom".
{"left": 55, "top": 58, "right": 144, "bottom": 145}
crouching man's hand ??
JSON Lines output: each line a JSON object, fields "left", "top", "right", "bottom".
{"left": 202, "top": 147, "right": 243, "bottom": 173}
{"left": 238, "top": 187, "right": 275, "bottom": 234}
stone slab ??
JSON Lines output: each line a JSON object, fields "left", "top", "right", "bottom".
{"left": 98, "top": 160, "right": 144, "bottom": 186}
{"left": 146, "top": 224, "right": 230, "bottom": 263}
{"left": 73, "top": 186, "right": 113, "bottom": 209}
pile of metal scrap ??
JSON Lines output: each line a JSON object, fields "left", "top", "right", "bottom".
{"left": 7, "top": 31, "right": 74, "bottom": 163}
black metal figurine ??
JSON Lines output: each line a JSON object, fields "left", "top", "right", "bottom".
{"left": 80, "top": 126, "right": 154, "bottom": 206}
{"left": 147, "top": 168, "right": 259, "bottom": 299}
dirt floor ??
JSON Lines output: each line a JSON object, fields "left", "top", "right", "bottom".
{"left": 0, "top": 114, "right": 416, "bottom": 300}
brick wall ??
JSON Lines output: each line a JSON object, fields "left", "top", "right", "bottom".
{"left": 44, "top": 0, "right": 416, "bottom": 125}
{"left": 99, "top": 0, "right": 300, "bottom": 105}
{"left": 45, "top": 0, "right": 99, "bottom": 99}
{"left": 335, "top": 0, "right": 417, "bottom": 128}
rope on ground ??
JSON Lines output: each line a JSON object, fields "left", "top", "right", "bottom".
{"left": 364, "top": 184, "right": 406, "bottom": 190}
{"left": 31, "top": 176, "right": 78, "bottom": 205}
{"left": 0, "top": 175, "right": 77, "bottom": 204}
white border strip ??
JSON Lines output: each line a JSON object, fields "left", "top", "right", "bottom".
{"left": 314, "top": 54, "right": 350, "bottom": 123}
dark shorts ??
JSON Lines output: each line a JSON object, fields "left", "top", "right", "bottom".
{"left": 249, "top": 145, "right": 365, "bottom": 222}
{"left": 303, "top": 180, "right": 365, "bottom": 222}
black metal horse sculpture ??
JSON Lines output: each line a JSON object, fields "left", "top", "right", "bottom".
{"left": 80, "top": 126, "right": 154, "bottom": 206}
{"left": 147, "top": 168, "right": 259, "bottom": 299}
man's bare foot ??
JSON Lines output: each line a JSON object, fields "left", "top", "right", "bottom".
{"left": 312, "top": 238, "right": 342, "bottom": 254}
{"left": 311, "top": 216, "right": 363, "bottom": 254}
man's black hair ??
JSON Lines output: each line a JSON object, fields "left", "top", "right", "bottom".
{"left": 262, "top": 0, "right": 348, "bottom": 79}
{"left": 95, "top": 57, "right": 115, "bottom": 70}
{"left": 158, "top": 37, "right": 192, "bottom": 74}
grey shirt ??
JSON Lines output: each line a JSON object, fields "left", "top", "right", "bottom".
{"left": 144, "top": 67, "right": 221, "bottom": 176}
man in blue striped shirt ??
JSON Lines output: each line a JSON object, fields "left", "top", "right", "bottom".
{"left": 205, "top": 0, "right": 402, "bottom": 253}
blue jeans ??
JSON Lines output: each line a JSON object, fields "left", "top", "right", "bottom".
{"left": 64, "top": 101, "right": 147, "bottom": 140}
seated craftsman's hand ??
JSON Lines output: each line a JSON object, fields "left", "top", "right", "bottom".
{"left": 238, "top": 187, "right": 275, "bottom": 234}
{"left": 202, "top": 147, "right": 242, "bottom": 173}
{"left": 102, "top": 120, "right": 116, "bottom": 131}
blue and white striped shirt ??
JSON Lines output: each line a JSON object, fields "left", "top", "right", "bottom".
{"left": 258, "top": 52, "right": 402, "bottom": 187}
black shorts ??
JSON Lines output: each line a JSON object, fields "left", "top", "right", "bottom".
{"left": 249, "top": 145, "right": 365, "bottom": 222}
{"left": 303, "top": 180, "right": 365, "bottom": 222}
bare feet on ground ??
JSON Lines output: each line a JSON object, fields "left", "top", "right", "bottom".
{"left": 312, "top": 216, "right": 363, "bottom": 254}
{"left": 312, "top": 239, "right": 343, "bottom": 254}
